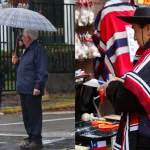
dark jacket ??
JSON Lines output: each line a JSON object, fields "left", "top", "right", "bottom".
{"left": 16, "top": 40, "right": 48, "bottom": 95}
{"left": 106, "top": 81, "right": 145, "bottom": 114}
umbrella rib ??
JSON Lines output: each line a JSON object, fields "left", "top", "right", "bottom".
{"left": 0, "top": 9, "right": 16, "bottom": 27}
{"left": 24, "top": 9, "right": 32, "bottom": 30}
{"left": 33, "top": 10, "right": 57, "bottom": 31}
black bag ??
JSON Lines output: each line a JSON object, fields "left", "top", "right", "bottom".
{"left": 75, "top": 85, "right": 99, "bottom": 122}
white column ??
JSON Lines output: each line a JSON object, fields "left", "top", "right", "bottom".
{"left": 64, "top": 0, "right": 75, "bottom": 45}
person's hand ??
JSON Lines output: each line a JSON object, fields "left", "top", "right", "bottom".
{"left": 33, "top": 89, "right": 40, "bottom": 95}
{"left": 97, "top": 74, "right": 124, "bottom": 96}
{"left": 111, "top": 76, "right": 124, "bottom": 83}
{"left": 97, "top": 82, "right": 109, "bottom": 96}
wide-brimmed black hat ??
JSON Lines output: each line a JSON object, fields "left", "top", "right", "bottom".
{"left": 117, "top": 7, "right": 150, "bottom": 25}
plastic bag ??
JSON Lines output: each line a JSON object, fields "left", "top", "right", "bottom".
{"left": 75, "top": 33, "right": 87, "bottom": 59}
{"left": 85, "top": 33, "right": 101, "bottom": 58}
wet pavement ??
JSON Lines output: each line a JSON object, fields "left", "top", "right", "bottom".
{"left": 0, "top": 112, "right": 75, "bottom": 150}
{"left": 0, "top": 136, "right": 75, "bottom": 150}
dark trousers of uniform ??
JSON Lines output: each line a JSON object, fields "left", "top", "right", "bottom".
{"left": 20, "top": 94, "right": 42, "bottom": 143}
{"left": 136, "top": 134, "right": 150, "bottom": 150}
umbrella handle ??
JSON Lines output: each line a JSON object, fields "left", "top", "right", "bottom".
{"left": 12, "top": 28, "right": 21, "bottom": 65}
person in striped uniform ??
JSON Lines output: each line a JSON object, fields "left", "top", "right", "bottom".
{"left": 98, "top": 7, "right": 150, "bottom": 150}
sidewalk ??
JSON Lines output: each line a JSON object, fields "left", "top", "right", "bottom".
{"left": 0, "top": 92, "right": 75, "bottom": 114}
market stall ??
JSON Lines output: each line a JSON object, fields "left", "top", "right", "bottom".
{"left": 75, "top": 0, "right": 141, "bottom": 149}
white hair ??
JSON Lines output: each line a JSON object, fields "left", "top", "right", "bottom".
{"left": 23, "top": 29, "right": 39, "bottom": 41}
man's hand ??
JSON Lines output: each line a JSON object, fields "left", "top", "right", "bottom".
{"left": 33, "top": 89, "right": 40, "bottom": 95}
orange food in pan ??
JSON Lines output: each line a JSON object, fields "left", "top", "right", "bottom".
{"left": 91, "top": 120, "right": 113, "bottom": 127}
{"left": 98, "top": 124, "right": 119, "bottom": 131}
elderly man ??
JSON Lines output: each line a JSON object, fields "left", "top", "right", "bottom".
{"left": 12, "top": 29, "right": 48, "bottom": 149}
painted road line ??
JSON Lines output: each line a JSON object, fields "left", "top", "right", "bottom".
{"left": 42, "top": 138, "right": 65, "bottom": 145}
{"left": 43, "top": 111, "right": 75, "bottom": 115}
{"left": 0, "top": 132, "right": 74, "bottom": 137}
{"left": 0, "top": 117, "right": 75, "bottom": 126}
{"left": 0, "top": 133, "right": 27, "bottom": 136}
{"left": 0, "top": 133, "right": 65, "bottom": 145}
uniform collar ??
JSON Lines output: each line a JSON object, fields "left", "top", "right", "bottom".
{"left": 27, "top": 40, "right": 39, "bottom": 50}
{"left": 20, "top": 40, "right": 38, "bottom": 59}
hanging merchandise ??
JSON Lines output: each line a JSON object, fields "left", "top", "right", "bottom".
{"left": 2, "top": 0, "right": 29, "bottom": 8}
{"left": 78, "top": 2, "right": 89, "bottom": 26}
{"left": 87, "top": 0, "right": 94, "bottom": 24}
{"left": 85, "top": 33, "right": 100, "bottom": 58}
{"left": 75, "top": 2, "right": 81, "bottom": 24}
{"left": 75, "top": 0, "right": 95, "bottom": 26}
{"left": 75, "top": 32, "right": 100, "bottom": 60}
{"left": 93, "top": 2, "right": 138, "bottom": 80}
{"left": 81, "top": 35, "right": 90, "bottom": 58}
{"left": 75, "top": 33, "right": 87, "bottom": 60}
{"left": 75, "top": 2, "right": 120, "bottom": 150}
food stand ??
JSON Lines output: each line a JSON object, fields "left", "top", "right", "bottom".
{"left": 75, "top": 0, "right": 142, "bottom": 149}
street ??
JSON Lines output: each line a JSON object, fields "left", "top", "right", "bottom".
{"left": 0, "top": 111, "right": 75, "bottom": 150}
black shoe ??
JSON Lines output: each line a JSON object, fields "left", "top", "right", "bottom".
{"left": 25, "top": 141, "right": 43, "bottom": 150}
{"left": 19, "top": 137, "right": 31, "bottom": 149}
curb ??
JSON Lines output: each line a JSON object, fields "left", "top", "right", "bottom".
{"left": 0, "top": 101, "right": 75, "bottom": 114}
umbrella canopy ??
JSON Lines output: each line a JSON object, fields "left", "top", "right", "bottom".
{"left": 0, "top": 8, "right": 57, "bottom": 32}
